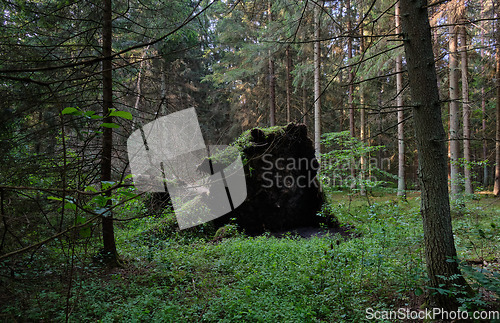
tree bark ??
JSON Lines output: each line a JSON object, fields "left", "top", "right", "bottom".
{"left": 160, "top": 58, "right": 168, "bottom": 116}
{"left": 449, "top": 17, "right": 461, "bottom": 198}
{"left": 399, "top": 0, "right": 470, "bottom": 310}
{"left": 359, "top": 12, "right": 366, "bottom": 196}
{"left": 460, "top": 24, "right": 472, "bottom": 194}
{"left": 314, "top": 2, "right": 322, "bottom": 157}
{"left": 101, "top": 0, "right": 118, "bottom": 265}
{"left": 302, "top": 85, "right": 307, "bottom": 126}
{"left": 347, "top": 0, "right": 355, "bottom": 183}
{"left": 396, "top": 1, "right": 405, "bottom": 197}
{"left": 286, "top": 46, "right": 292, "bottom": 124}
{"left": 268, "top": 1, "right": 276, "bottom": 127}
{"left": 481, "top": 4, "right": 488, "bottom": 187}
{"left": 347, "top": 0, "right": 354, "bottom": 139}
{"left": 494, "top": 8, "right": 500, "bottom": 195}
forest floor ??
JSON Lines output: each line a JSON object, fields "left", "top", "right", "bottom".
{"left": 1, "top": 190, "right": 499, "bottom": 322}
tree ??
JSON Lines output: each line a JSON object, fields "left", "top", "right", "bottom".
{"left": 481, "top": 4, "right": 488, "bottom": 187}
{"left": 100, "top": 0, "right": 118, "bottom": 266}
{"left": 399, "top": 0, "right": 470, "bottom": 310}
{"left": 268, "top": 1, "right": 276, "bottom": 126}
{"left": 346, "top": 0, "right": 356, "bottom": 182}
{"left": 449, "top": 12, "right": 461, "bottom": 199}
{"left": 286, "top": 46, "right": 292, "bottom": 123}
{"left": 460, "top": 21, "right": 472, "bottom": 194}
{"left": 314, "top": 1, "right": 322, "bottom": 157}
{"left": 494, "top": 8, "right": 500, "bottom": 195}
{"left": 395, "top": 0, "right": 405, "bottom": 197}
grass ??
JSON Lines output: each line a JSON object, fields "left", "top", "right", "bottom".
{"left": 0, "top": 190, "right": 498, "bottom": 322}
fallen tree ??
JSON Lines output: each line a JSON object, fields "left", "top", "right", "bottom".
{"left": 211, "top": 123, "right": 335, "bottom": 234}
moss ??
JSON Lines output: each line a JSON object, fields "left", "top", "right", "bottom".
{"left": 232, "top": 125, "right": 288, "bottom": 151}
{"left": 207, "top": 125, "right": 288, "bottom": 167}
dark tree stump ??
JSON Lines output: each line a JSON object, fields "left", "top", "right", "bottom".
{"left": 213, "top": 123, "right": 334, "bottom": 235}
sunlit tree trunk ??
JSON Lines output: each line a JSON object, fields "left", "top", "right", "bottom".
{"left": 314, "top": 2, "right": 322, "bottom": 157}
{"left": 101, "top": 0, "right": 118, "bottom": 265}
{"left": 396, "top": 1, "right": 405, "bottom": 197}
{"left": 449, "top": 17, "right": 460, "bottom": 198}
{"left": 400, "top": 0, "right": 470, "bottom": 310}
{"left": 460, "top": 24, "right": 472, "bottom": 194}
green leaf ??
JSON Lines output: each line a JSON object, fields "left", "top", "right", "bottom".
{"left": 109, "top": 110, "right": 133, "bottom": 120}
{"left": 414, "top": 287, "right": 423, "bottom": 296}
{"left": 85, "top": 185, "right": 98, "bottom": 193}
{"left": 119, "top": 191, "right": 137, "bottom": 198}
{"left": 75, "top": 215, "right": 91, "bottom": 237}
{"left": 75, "top": 215, "right": 86, "bottom": 225}
{"left": 101, "top": 181, "right": 115, "bottom": 189}
{"left": 47, "top": 196, "right": 63, "bottom": 201}
{"left": 61, "top": 107, "right": 81, "bottom": 115}
{"left": 64, "top": 202, "right": 77, "bottom": 211}
{"left": 100, "top": 123, "right": 120, "bottom": 128}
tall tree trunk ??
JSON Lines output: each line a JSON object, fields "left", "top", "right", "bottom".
{"left": 399, "top": 0, "right": 470, "bottom": 310}
{"left": 449, "top": 17, "right": 461, "bottom": 198}
{"left": 101, "top": 0, "right": 118, "bottom": 265}
{"left": 494, "top": 10, "right": 500, "bottom": 195}
{"left": 359, "top": 12, "right": 366, "bottom": 196}
{"left": 347, "top": 0, "right": 355, "bottom": 183}
{"left": 347, "top": 0, "right": 354, "bottom": 138}
{"left": 268, "top": 1, "right": 276, "bottom": 126}
{"left": 396, "top": 1, "right": 405, "bottom": 197}
{"left": 133, "top": 47, "right": 149, "bottom": 129}
{"left": 314, "top": 2, "right": 322, "bottom": 157}
{"left": 460, "top": 24, "right": 472, "bottom": 194}
{"left": 481, "top": 4, "right": 488, "bottom": 187}
{"left": 377, "top": 74, "right": 383, "bottom": 169}
{"left": 286, "top": 46, "right": 292, "bottom": 124}
{"left": 483, "top": 87, "right": 488, "bottom": 186}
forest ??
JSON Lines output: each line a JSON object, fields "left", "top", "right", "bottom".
{"left": 0, "top": 0, "right": 499, "bottom": 321}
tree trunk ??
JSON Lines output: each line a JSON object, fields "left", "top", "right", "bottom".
{"left": 399, "top": 0, "right": 470, "bottom": 311}
{"left": 494, "top": 10, "right": 500, "bottom": 195}
{"left": 268, "top": 1, "right": 276, "bottom": 127}
{"left": 449, "top": 17, "right": 461, "bottom": 198}
{"left": 101, "top": 0, "right": 118, "bottom": 266}
{"left": 481, "top": 4, "right": 488, "bottom": 187}
{"left": 286, "top": 46, "right": 292, "bottom": 124}
{"left": 347, "top": 0, "right": 355, "bottom": 183}
{"left": 482, "top": 85, "right": 488, "bottom": 188}
{"left": 314, "top": 2, "right": 322, "bottom": 157}
{"left": 160, "top": 58, "right": 168, "bottom": 116}
{"left": 347, "top": 0, "right": 354, "bottom": 139}
{"left": 302, "top": 85, "right": 307, "bottom": 126}
{"left": 359, "top": 12, "right": 366, "bottom": 196}
{"left": 396, "top": 1, "right": 405, "bottom": 197}
{"left": 460, "top": 24, "right": 472, "bottom": 194}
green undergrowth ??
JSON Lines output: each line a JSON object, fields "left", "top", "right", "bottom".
{"left": 1, "top": 192, "right": 498, "bottom": 322}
